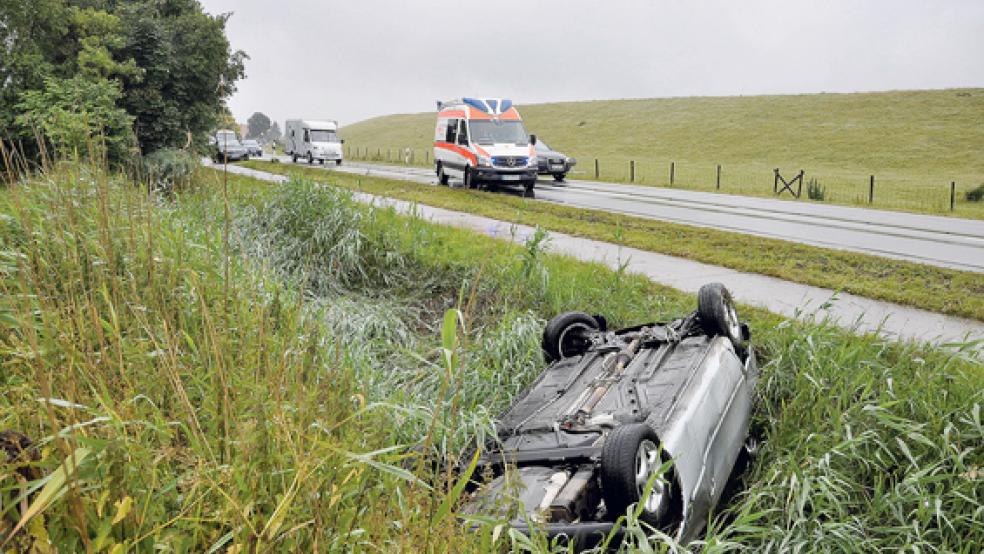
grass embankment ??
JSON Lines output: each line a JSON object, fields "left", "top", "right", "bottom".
{"left": 241, "top": 159, "right": 984, "bottom": 323}
{"left": 339, "top": 89, "right": 984, "bottom": 218}
{"left": 1, "top": 165, "right": 981, "bottom": 552}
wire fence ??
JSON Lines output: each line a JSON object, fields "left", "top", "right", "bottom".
{"left": 342, "top": 145, "right": 984, "bottom": 219}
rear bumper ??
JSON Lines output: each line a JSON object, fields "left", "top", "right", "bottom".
{"left": 509, "top": 522, "right": 620, "bottom": 549}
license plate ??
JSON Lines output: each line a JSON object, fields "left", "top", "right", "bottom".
{"left": 502, "top": 174, "right": 521, "bottom": 181}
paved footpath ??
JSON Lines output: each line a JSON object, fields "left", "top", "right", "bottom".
{"left": 268, "top": 156, "right": 984, "bottom": 273}
{"left": 216, "top": 163, "right": 984, "bottom": 350}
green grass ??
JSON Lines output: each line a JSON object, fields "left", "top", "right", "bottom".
{"left": 240, "top": 160, "right": 984, "bottom": 323}
{"left": 338, "top": 89, "right": 984, "bottom": 218}
{"left": 1, "top": 163, "right": 981, "bottom": 552}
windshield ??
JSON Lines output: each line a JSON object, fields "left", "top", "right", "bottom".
{"left": 535, "top": 140, "right": 551, "bottom": 152}
{"left": 215, "top": 131, "right": 239, "bottom": 146}
{"left": 310, "top": 129, "right": 339, "bottom": 143}
{"left": 469, "top": 120, "right": 528, "bottom": 146}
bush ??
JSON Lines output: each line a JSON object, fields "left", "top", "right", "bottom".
{"left": 965, "top": 183, "right": 984, "bottom": 202}
{"left": 807, "top": 177, "right": 826, "bottom": 201}
{"left": 141, "top": 148, "right": 198, "bottom": 193}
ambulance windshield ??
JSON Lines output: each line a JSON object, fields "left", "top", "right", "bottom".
{"left": 470, "top": 120, "right": 528, "bottom": 145}
{"left": 310, "top": 130, "right": 339, "bottom": 143}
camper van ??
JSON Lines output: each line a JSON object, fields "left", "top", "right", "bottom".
{"left": 433, "top": 98, "right": 537, "bottom": 196}
{"left": 285, "top": 119, "right": 343, "bottom": 165}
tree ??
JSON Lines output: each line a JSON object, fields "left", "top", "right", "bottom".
{"left": 262, "top": 121, "right": 282, "bottom": 143}
{"left": 247, "top": 112, "right": 271, "bottom": 139}
{"left": 114, "top": 0, "right": 247, "bottom": 153}
{"left": 1, "top": 0, "right": 247, "bottom": 164}
{"left": 15, "top": 75, "right": 134, "bottom": 163}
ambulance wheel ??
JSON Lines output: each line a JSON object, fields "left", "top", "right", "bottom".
{"left": 523, "top": 181, "right": 536, "bottom": 198}
{"left": 437, "top": 163, "right": 450, "bottom": 186}
{"left": 307, "top": 152, "right": 313, "bottom": 164}
{"left": 464, "top": 167, "right": 476, "bottom": 189}
{"left": 554, "top": 173, "right": 566, "bottom": 182}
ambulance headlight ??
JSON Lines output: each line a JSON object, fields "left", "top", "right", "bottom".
{"left": 477, "top": 156, "right": 491, "bottom": 167}
{"left": 527, "top": 156, "right": 538, "bottom": 167}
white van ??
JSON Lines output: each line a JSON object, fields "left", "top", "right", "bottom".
{"left": 433, "top": 98, "right": 537, "bottom": 196}
{"left": 285, "top": 119, "right": 344, "bottom": 165}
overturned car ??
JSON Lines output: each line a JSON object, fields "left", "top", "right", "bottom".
{"left": 464, "top": 283, "right": 758, "bottom": 546}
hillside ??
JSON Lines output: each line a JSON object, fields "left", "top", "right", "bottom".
{"left": 340, "top": 89, "right": 984, "bottom": 216}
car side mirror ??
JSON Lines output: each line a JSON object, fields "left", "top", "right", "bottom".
{"left": 529, "top": 134, "right": 537, "bottom": 146}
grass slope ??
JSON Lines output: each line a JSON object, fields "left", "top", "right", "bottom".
{"left": 241, "top": 160, "right": 984, "bottom": 323}
{"left": 1, "top": 165, "right": 981, "bottom": 552}
{"left": 339, "top": 89, "right": 984, "bottom": 218}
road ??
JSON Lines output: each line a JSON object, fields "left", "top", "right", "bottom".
{"left": 263, "top": 155, "right": 984, "bottom": 273}
{"left": 219, "top": 162, "right": 984, "bottom": 349}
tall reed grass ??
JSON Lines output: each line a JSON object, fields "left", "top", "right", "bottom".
{"left": 1, "top": 164, "right": 980, "bottom": 552}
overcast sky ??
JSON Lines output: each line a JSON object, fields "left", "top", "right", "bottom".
{"left": 199, "top": 0, "right": 984, "bottom": 128}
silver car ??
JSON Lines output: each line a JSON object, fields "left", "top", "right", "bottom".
{"left": 212, "top": 130, "right": 250, "bottom": 163}
{"left": 464, "top": 283, "right": 757, "bottom": 547}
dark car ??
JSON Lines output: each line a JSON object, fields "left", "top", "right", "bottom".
{"left": 242, "top": 139, "right": 263, "bottom": 157}
{"left": 463, "top": 283, "right": 758, "bottom": 547}
{"left": 212, "top": 130, "right": 249, "bottom": 163}
{"left": 535, "top": 140, "right": 577, "bottom": 182}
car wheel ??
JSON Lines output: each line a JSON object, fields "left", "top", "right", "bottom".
{"left": 336, "top": 159, "right": 342, "bottom": 166}
{"left": 292, "top": 154, "right": 298, "bottom": 163}
{"left": 523, "top": 180, "right": 535, "bottom": 198}
{"left": 600, "top": 423, "right": 675, "bottom": 527}
{"left": 541, "top": 311, "right": 599, "bottom": 362}
{"left": 554, "top": 173, "right": 566, "bottom": 182}
{"left": 244, "top": 153, "right": 249, "bottom": 161}
{"left": 463, "top": 166, "right": 476, "bottom": 189}
{"left": 307, "top": 152, "right": 314, "bottom": 164}
{"left": 698, "top": 282, "right": 742, "bottom": 348}
{"left": 319, "top": 158, "right": 325, "bottom": 165}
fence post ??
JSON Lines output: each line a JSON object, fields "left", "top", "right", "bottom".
{"left": 410, "top": 149, "right": 414, "bottom": 165}
{"left": 716, "top": 164, "right": 721, "bottom": 190}
{"left": 951, "top": 181, "right": 956, "bottom": 211}
{"left": 797, "top": 170, "right": 804, "bottom": 198}
{"left": 670, "top": 162, "right": 675, "bottom": 185}
{"left": 425, "top": 150, "right": 429, "bottom": 164}
{"left": 630, "top": 160, "right": 635, "bottom": 182}
{"left": 869, "top": 175, "right": 874, "bottom": 204}
{"left": 774, "top": 168, "right": 779, "bottom": 194}
{"left": 594, "top": 158, "right": 599, "bottom": 179}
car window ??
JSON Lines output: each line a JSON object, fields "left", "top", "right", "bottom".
{"left": 445, "top": 118, "right": 458, "bottom": 143}
{"left": 457, "top": 120, "right": 469, "bottom": 145}
{"left": 303, "top": 129, "right": 309, "bottom": 142}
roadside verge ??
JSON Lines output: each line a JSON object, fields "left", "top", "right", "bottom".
{"left": 213, "top": 163, "right": 984, "bottom": 349}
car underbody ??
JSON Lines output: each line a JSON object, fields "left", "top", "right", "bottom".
{"left": 462, "top": 283, "right": 758, "bottom": 548}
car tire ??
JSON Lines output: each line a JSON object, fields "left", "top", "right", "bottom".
{"left": 554, "top": 173, "right": 566, "bottom": 182}
{"left": 244, "top": 154, "right": 249, "bottom": 161}
{"left": 437, "top": 163, "right": 450, "bottom": 186}
{"left": 292, "top": 154, "right": 298, "bottom": 163}
{"left": 698, "top": 282, "right": 742, "bottom": 348}
{"left": 336, "top": 159, "right": 342, "bottom": 166}
{"left": 600, "top": 423, "right": 674, "bottom": 527}
{"left": 464, "top": 166, "right": 476, "bottom": 189}
{"left": 319, "top": 158, "right": 325, "bottom": 165}
{"left": 523, "top": 180, "right": 535, "bottom": 198}
{"left": 307, "top": 152, "right": 314, "bottom": 164}
{"left": 541, "top": 311, "right": 599, "bottom": 362}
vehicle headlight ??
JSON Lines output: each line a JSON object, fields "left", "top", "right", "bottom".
{"left": 528, "top": 156, "right": 537, "bottom": 167}
{"left": 478, "top": 156, "right": 491, "bottom": 167}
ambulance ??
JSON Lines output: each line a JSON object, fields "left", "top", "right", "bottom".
{"left": 433, "top": 98, "right": 538, "bottom": 196}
